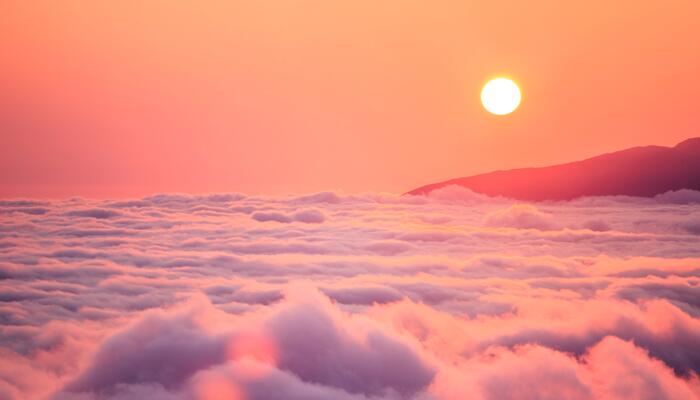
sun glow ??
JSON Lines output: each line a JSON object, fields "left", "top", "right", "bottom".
{"left": 481, "top": 77, "right": 521, "bottom": 115}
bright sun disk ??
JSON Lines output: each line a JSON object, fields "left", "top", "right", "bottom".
{"left": 481, "top": 77, "right": 521, "bottom": 115}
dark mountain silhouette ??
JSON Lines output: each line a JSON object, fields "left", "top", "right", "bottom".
{"left": 407, "top": 137, "right": 700, "bottom": 201}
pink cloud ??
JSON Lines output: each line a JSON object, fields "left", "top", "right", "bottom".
{"left": 1, "top": 191, "right": 699, "bottom": 399}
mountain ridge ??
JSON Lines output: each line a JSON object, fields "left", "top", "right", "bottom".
{"left": 407, "top": 137, "right": 700, "bottom": 201}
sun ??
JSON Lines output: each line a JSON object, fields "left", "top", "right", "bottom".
{"left": 481, "top": 77, "right": 521, "bottom": 115}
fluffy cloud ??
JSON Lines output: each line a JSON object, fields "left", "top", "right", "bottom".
{"left": 1, "top": 190, "right": 700, "bottom": 399}
{"left": 54, "top": 288, "right": 435, "bottom": 400}
{"left": 484, "top": 204, "right": 558, "bottom": 230}
{"left": 251, "top": 209, "right": 325, "bottom": 224}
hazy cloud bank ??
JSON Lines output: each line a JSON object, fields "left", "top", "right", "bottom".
{"left": 1, "top": 187, "right": 700, "bottom": 399}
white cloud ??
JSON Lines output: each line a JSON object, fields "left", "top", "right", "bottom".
{"left": 1, "top": 191, "right": 700, "bottom": 399}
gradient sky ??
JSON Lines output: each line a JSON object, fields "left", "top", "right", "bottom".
{"left": 1, "top": 0, "right": 699, "bottom": 197}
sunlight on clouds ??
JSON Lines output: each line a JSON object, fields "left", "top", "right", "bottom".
{"left": 1, "top": 188, "right": 700, "bottom": 399}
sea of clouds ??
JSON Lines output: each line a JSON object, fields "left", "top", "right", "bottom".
{"left": 1, "top": 186, "right": 700, "bottom": 400}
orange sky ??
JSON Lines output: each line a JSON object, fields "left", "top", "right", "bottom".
{"left": 1, "top": 1, "right": 699, "bottom": 197}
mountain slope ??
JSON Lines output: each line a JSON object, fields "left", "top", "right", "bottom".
{"left": 407, "top": 137, "right": 700, "bottom": 201}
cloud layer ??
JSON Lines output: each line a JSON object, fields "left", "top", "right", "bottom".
{"left": 1, "top": 187, "right": 700, "bottom": 399}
